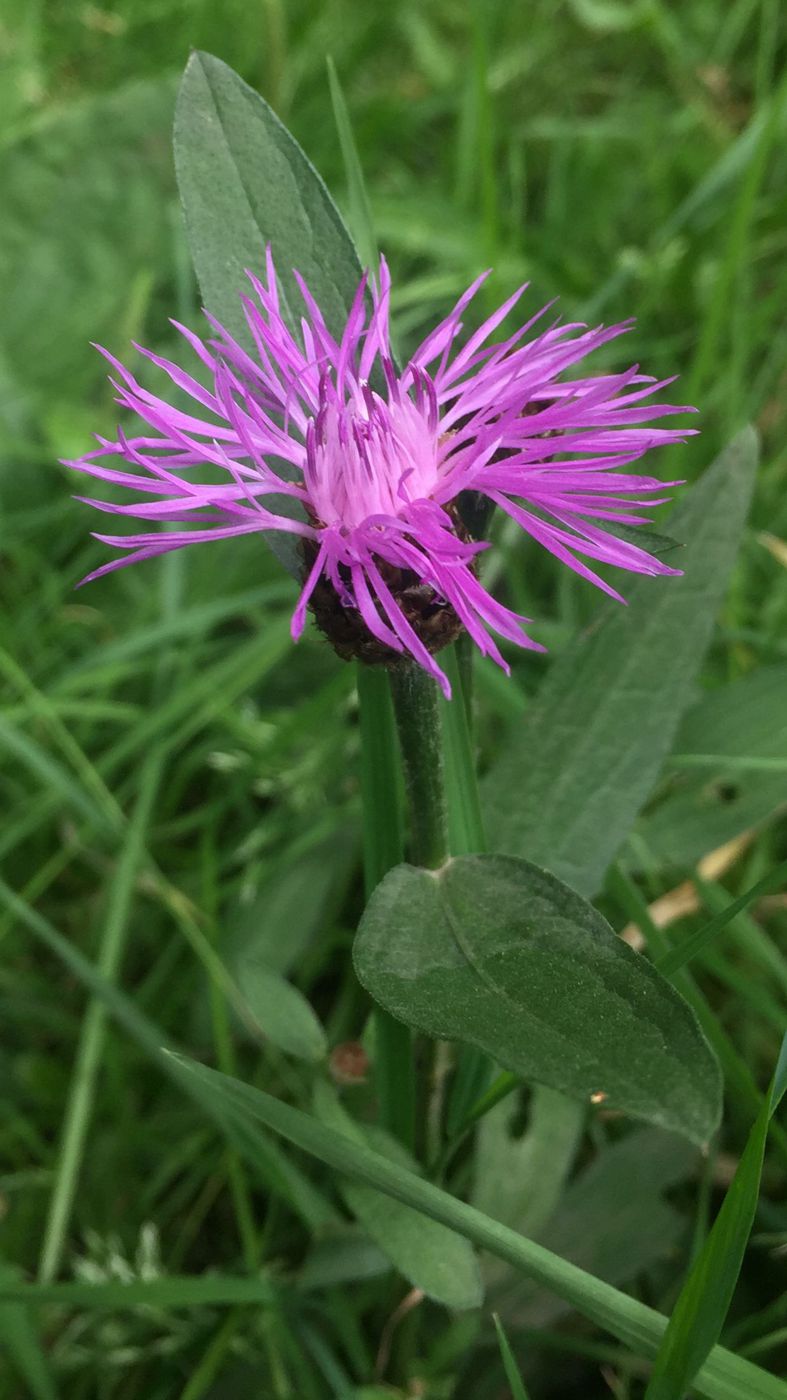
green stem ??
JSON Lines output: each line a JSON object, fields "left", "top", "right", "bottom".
{"left": 389, "top": 648, "right": 501, "bottom": 1163}
{"left": 357, "top": 665, "right": 403, "bottom": 888}
{"left": 388, "top": 662, "right": 450, "bottom": 870}
{"left": 441, "top": 645, "right": 487, "bottom": 855}
{"left": 357, "top": 664, "right": 414, "bottom": 1150}
{"left": 363, "top": 650, "right": 496, "bottom": 1158}
{"left": 439, "top": 646, "right": 496, "bottom": 1141}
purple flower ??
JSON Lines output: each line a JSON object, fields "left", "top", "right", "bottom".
{"left": 67, "top": 253, "right": 694, "bottom": 698}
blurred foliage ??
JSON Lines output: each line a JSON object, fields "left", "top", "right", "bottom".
{"left": 1, "top": 1, "right": 787, "bottom": 1397}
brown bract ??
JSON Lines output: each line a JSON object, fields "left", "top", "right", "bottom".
{"left": 302, "top": 502, "right": 474, "bottom": 668}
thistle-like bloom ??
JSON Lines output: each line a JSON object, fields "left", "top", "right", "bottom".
{"left": 68, "top": 254, "right": 693, "bottom": 697}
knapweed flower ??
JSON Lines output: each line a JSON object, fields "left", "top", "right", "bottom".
{"left": 68, "top": 254, "right": 694, "bottom": 697}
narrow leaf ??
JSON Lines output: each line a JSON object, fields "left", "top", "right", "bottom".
{"left": 0, "top": 877, "right": 335, "bottom": 1231}
{"left": 168, "top": 1055, "right": 785, "bottom": 1400}
{"left": 638, "top": 663, "right": 787, "bottom": 867}
{"left": 0, "top": 1276, "right": 280, "bottom": 1310}
{"left": 483, "top": 430, "right": 759, "bottom": 897}
{"left": 354, "top": 854, "right": 721, "bottom": 1144}
{"left": 473, "top": 1088, "right": 584, "bottom": 1240}
{"left": 174, "top": 51, "right": 362, "bottom": 346}
{"left": 39, "top": 751, "right": 162, "bottom": 1285}
{"left": 645, "top": 1039, "right": 787, "bottom": 1400}
{"left": 326, "top": 58, "right": 378, "bottom": 274}
{"left": 0, "top": 1266, "right": 56, "bottom": 1400}
{"left": 494, "top": 1314, "right": 533, "bottom": 1399}
{"left": 174, "top": 51, "right": 364, "bottom": 577}
{"left": 656, "top": 859, "right": 787, "bottom": 978}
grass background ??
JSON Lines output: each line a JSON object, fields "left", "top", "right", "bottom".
{"left": 1, "top": 1, "right": 787, "bottom": 1396}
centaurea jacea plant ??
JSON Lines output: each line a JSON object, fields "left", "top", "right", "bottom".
{"left": 69, "top": 252, "right": 692, "bottom": 696}
{"left": 45, "top": 53, "right": 767, "bottom": 1386}
{"left": 65, "top": 143, "right": 729, "bottom": 1159}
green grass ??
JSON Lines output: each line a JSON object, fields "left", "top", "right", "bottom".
{"left": 1, "top": 1, "right": 787, "bottom": 1396}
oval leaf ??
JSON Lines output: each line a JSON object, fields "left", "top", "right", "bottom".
{"left": 238, "top": 960, "right": 327, "bottom": 1063}
{"left": 314, "top": 1083, "right": 483, "bottom": 1311}
{"left": 354, "top": 854, "right": 722, "bottom": 1145}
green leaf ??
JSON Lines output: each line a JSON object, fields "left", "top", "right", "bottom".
{"left": 0, "top": 1275, "right": 280, "bottom": 1311}
{"left": 298, "top": 1228, "right": 389, "bottom": 1290}
{"left": 473, "top": 1088, "right": 584, "bottom": 1294}
{"left": 236, "top": 959, "right": 327, "bottom": 1063}
{"left": 521, "top": 1128, "right": 698, "bottom": 1328}
{"left": 326, "top": 58, "right": 378, "bottom": 274}
{"left": 313, "top": 1083, "right": 483, "bottom": 1310}
{"left": 168, "top": 1054, "right": 785, "bottom": 1400}
{"left": 645, "top": 1039, "right": 787, "bottom": 1400}
{"left": 483, "top": 430, "right": 759, "bottom": 897}
{"left": 472, "top": 1087, "right": 584, "bottom": 1240}
{"left": 636, "top": 663, "right": 787, "bottom": 869}
{"left": 354, "top": 853, "right": 721, "bottom": 1144}
{"left": 0, "top": 1266, "right": 57, "bottom": 1400}
{"left": 227, "top": 830, "right": 358, "bottom": 979}
{"left": 0, "top": 875, "right": 336, "bottom": 1232}
{"left": 39, "top": 752, "right": 161, "bottom": 1286}
{"left": 174, "top": 51, "right": 364, "bottom": 578}
{"left": 655, "top": 858, "right": 787, "bottom": 979}
{"left": 493, "top": 1314, "right": 533, "bottom": 1399}
{"left": 174, "top": 51, "right": 362, "bottom": 347}
{"left": 608, "top": 524, "right": 684, "bottom": 558}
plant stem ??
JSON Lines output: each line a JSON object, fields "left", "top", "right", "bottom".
{"left": 441, "top": 645, "right": 487, "bottom": 855}
{"left": 438, "top": 646, "right": 496, "bottom": 1143}
{"left": 388, "top": 662, "right": 449, "bottom": 870}
{"left": 388, "top": 649, "right": 499, "bottom": 1164}
{"left": 357, "top": 665, "right": 403, "bottom": 887}
{"left": 357, "top": 664, "right": 415, "bottom": 1150}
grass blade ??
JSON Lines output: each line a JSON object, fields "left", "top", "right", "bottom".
{"left": 326, "top": 57, "right": 377, "bottom": 274}
{"left": 38, "top": 749, "right": 162, "bottom": 1284}
{"left": 0, "top": 877, "right": 336, "bottom": 1231}
{"left": 645, "top": 1038, "right": 787, "bottom": 1400}
{"left": 609, "top": 864, "right": 787, "bottom": 1169}
{"left": 0, "top": 1276, "right": 280, "bottom": 1309}
{"left": 0, "top": 1266, "right": 57, "bottom": 1400}
{"left": 493, "top": 1313, "right": 533, "bottom": 1399}
{"left": 656, "top": 859, "right": 787, "bottom": 977}
{"left": 168, "top": 1055, "right": 786, "bottom": 1400}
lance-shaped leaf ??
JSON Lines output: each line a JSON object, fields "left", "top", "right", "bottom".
{"left": 482, "top": 430, "right": 758, "bottom": 897}
{"left": 173, "top": 51, "right": 364, "bottom": 574}
{"left": 354, "top": 854, "right": 722, "bottom": 1145}
{"left": 645, "top": 1039, "right": 787, "bottom": 1400}
{"left": 174, "top": 51, "right": 362, "bottom": 345}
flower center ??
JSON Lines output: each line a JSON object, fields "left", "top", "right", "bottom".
{"left": 304, "top": 376, "right": 440, "bottom": 533}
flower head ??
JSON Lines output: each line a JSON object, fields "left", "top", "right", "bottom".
{"left": 68, "top": 253, "right": 694, "bottom": 697}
